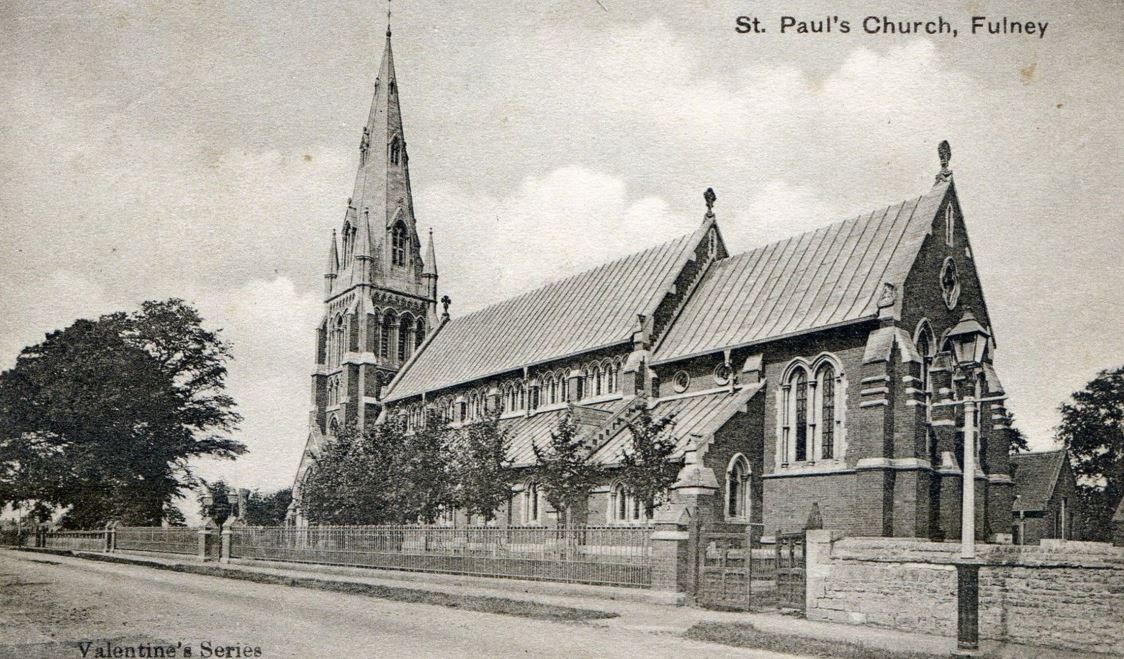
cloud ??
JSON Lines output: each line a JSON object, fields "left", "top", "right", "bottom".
{"left": 418, "top": 166, "right": 699, "bottom": 313}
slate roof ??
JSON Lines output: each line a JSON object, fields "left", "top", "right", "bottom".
{"left": 590, "top": 383, "right": 765, "bottom": 466}
{"left": 653, "top": 182, "right": 950, "bottom": 363}
{"left": 384, "top": 228, "right": 705, "bottom": 401}
{"left": 1011, "top": 450, "right": 1068, "bottom": 512}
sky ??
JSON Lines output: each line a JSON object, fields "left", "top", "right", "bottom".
{"left": 2, "top": 1, "right": 1121, "bottom": 503}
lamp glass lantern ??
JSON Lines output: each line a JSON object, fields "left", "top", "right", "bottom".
{"left": 946, "top": 311, "right": 990, "bottom": 368}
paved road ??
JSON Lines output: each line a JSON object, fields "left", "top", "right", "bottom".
{"left": 0, "top": 550, "right": 788, "bottom": 658}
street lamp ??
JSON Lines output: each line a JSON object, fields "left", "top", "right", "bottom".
{"left": 935, "top": 310, "right": 1000, "bottom": 653}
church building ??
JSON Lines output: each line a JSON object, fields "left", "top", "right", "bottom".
{"left": 290, "top": 26, "right": 1016, "bottom": 542}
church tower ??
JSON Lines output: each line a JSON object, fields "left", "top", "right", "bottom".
{"left": 310, "top": 23, "right": 437, "bottom": 437}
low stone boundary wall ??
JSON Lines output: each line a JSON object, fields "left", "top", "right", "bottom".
{"left": 806, "top": 531, "right": 1124, "bottom": 656}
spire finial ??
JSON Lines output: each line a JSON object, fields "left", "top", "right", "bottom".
{"left": 386, "top": 0, "right": 392, "bottom": 37}
{"left": 703, "top": 187, "right": 717, "bottom": 219}
{"left": 935, "top": 140, "right": 953, "bottom": 184}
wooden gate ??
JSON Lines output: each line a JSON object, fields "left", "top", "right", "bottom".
{"left": 694, "top": 523, "right": 778, "bottom": 610}
{"left": 693, "top": 523, "right": 806, "bottom": 613}
{"left": 774, "top": 531, "right": 806, "bottom": 612}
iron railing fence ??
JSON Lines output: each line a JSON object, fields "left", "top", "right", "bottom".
{"left": 115, "top": 526, "right": 198, "bottom": 556}
{"left": 232, "top": 525, "right": 653, "bottom": 588}
{"left": 43, "top": 529, "right": 106, "bottom": 552}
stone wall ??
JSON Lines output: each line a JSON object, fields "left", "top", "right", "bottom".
{"left": 806, "top": 532, "right": 1124, "bottom": 656}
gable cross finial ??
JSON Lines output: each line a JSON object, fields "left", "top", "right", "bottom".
{"left": 440, "top": 294, "right": 451, "bottom": 320}
{"left": 704, "top": 187, "right": 717, "bottom": 219}
{"left": 935, "top": 140, "right": 953, "bottom": 184}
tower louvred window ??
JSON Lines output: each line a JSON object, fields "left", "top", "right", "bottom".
{"left": 392, "top": 222, "right": 407, "bottom": 267}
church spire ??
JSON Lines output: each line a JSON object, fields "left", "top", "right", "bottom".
{"left": 343, "top": 19, "right": 420, "bottom": 285}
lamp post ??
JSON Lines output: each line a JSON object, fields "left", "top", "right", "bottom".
{"left": 936, "top": 310, "right": 999, "bottom": 653}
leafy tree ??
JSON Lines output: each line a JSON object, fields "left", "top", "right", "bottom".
{"left": 396, "top": 411, "right": 455, "bottom": 524}
{"left": 617, "top": 406, "right": 678, "bottom": 515}
{"left": 533, "top": 411, "right": 603, "bottom": 527}
{"left": 1001, "top": 409, "right": 1031, "bottom": 454}
{"left": 1058, "top": 366, "right": 1124, "bottom": 540}
{"left": 453, "top": 411, "right": 513, "bottom": 523}
{"left": 198, "top": 480, "right": 234, "bottom": 526}
{"left": 302, "top": 416, "right": 454, "bottom": 525}
{"left": 244, "top": 487, "right": 293, "bottom": 526}
{"left": 0, "top": 300, "right": 243, "bottom": 527}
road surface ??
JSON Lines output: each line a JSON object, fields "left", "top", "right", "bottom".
{"left": 0, "top": 550, "right": 787, "bottom": 658}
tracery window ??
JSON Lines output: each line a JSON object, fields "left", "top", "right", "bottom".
{"left": 391, "top": 222, "right": 407, "bottom": 267}
{"left": 726, "top": 455, "right": 751, "bottom": 520}
{"left": 781, "top": 357, "right": 845, "bottom": 466}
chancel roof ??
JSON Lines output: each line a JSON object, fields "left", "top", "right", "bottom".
{"left": 383, "top": 229, "right": 705, "bottom": 401}
{"left": 1011, "top": 450, "right": 1068, "bottom": 512}
{"left": 653, "top": 182, "right": 950, "bottom": 363}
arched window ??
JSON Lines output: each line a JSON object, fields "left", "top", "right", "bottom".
{"left": 561, "top": 377, "right": 570, "bottom": 402}
{"left": 608, "top": 482, "right": 650, "bottom": 524}
{"left": 523, "top": 482, "right": 542, "bottom": 525}
{"left": 381, "top": 313, "right": 395, "bottom": 359}
{"left": 398, "top": 315, "right": 413, "bottom": 362}
{"left": 390, "top": 136, "right": 401, "bottom": 166}
{"left": 794, "top": 371, "right": 808, "bottom": 461}
{"left": 782, "top": 357, "right": 845, "bottom": 466}
{"left": 818, "top": 364, "right": 837, "bottom": 460}
{"left": 726, "top": 455, "right": 751, "bottom": 520}
{"left": 391, "top": 222, "right": 407, "bottom": 267}
{"left": 415, "top": 318, "right": 426, "bottom": 349}
{"left": 945, "top": 204, "right": 954, "bottom": 246}
{"left": 330, "top": 315, "right": 345, "bottom": 368}
{"left": 916, "top": 322, "right": 936, "bottom": 459}
{"left": 517, "top": 382, "right": 526, "bottom": 411}
{"left": 593, "top": 366, "right": 603, "bottom": 396}
{"left": 546, "top": 375, "right": 557, "bottom": 405}
{"left": 329, "top": 417, "right": 339, "bottom": 437}
{"left": 607, "top": 362, "right": 619, "bottom": 393}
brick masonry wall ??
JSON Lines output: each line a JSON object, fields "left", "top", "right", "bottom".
{"left": 806, "top": 532, "right": 1124, "bottom": 655}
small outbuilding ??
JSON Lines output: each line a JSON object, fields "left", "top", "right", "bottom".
{"left": 1010, "top": 449, "right": 1079, "bottom": 544}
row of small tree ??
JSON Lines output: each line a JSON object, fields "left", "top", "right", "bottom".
{"left": 301, "top": 403, "right": 680, "bottom": 527}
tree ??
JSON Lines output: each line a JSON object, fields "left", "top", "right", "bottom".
{"left": 1058, "top": 366, "right": 1124, "bottom": 540}
{"left": 453, "top": 411, "right": 513, "bottom": 523}
{"left": 617, "top": 406, "right": 678, "bottom": 515}
{"left": 198, "top": 480, "right": 234, "bottom": 526}
{"left": 533, "top": 411, "right": 603, "bottom": 527}
{"left": 301, "top": 416, "right": 454, "bottom": 526}
{"left": 244, "top": 487, "right": 293, "bottom": 526}
{"left": 0, "top": 300, "right": 244, "bottom": 527}
{"left": 1001, "top": 409, "right": 1031, "bottom": 454}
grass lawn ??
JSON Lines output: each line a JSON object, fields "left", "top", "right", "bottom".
{"left": 684, "top": 621, "right": 948, "bottom": 659}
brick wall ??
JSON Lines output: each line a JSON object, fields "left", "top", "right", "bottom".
{"left": 806, "top": 532, "right": 1124, "bottom": 655}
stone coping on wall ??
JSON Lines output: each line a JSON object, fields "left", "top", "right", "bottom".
{"left": 826, "top": 535, "right": 1124, "bottom": 569}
